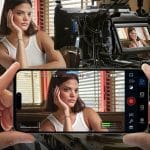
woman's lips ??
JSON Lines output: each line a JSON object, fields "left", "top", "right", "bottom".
{"left": 21, "top": 23, "right": 29, "bottom": 26}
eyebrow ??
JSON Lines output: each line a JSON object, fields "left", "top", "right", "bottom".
{"left": 63, "top": 86, "right": 78, "bottom": 90}
{"left": 15, "top": 10, "right": 32, "bottom": 13}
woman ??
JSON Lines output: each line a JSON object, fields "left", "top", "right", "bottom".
{"left": 40, "top": 71, "right": 107, "bottom": 132}
{"left": 0, "top": 0, "right": 66, "bottom": 69}
{"left": 128, "top": 27, "right": 148, "bottom": 48}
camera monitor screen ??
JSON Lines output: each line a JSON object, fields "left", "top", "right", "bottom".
{"left": 115, "top": 23, "right": 150, "bottom": 53}
{"left": 14, "top": 69, "right": 148, "bottom": 133}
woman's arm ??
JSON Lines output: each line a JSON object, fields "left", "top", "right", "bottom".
{"left": 54, "top": 87, "right": 73, "bottom": 131}
{"left": 140, "top": 39, "right": 149, "bottom": 47}
{"left": 8, "top": 10, "right": 28, "bottom": 68}
{"left": 0, "top": 44, "right": 15, "bottom": 69}
{"left": 32, "top": 31, "right": 66, "bottom": 69}
{"left": 16, "top": 37, "right": 28, "bottom": 68}
{"left": 84, "top": 107, "right": 108, "bottom": 132}
{"left": 63, "top": 111, "right": 73, "bottom": 131}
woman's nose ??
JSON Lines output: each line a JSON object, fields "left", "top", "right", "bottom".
{"left": 70, "top": 91, "right": 75, "bottom": 97}
{"left": 23, "top": 14, "right": 29, "bottom": 21}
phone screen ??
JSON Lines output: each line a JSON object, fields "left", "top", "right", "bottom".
{"left": 13, "top": 69, "right": 148, "bottom": 133}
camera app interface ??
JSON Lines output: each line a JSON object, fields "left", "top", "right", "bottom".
{"left": 14, "top": 70, "right": 148, "bottom": 133}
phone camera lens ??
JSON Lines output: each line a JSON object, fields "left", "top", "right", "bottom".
{"left": 16, "top": 92, "right": 22, "bottom": 109}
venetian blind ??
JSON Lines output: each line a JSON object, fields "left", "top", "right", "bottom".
{"left": 79, "top": 71, "right": 100, "bottom": 112}
{"left": 16, "top": 71, "right": 42, "bottom": 105}
{"left": 39, "top": 0, "right": 92, "bottom": 36}
{"left": 78, "top": 71, "right": 125, "bottom": 112}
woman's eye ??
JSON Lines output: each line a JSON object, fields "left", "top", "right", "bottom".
{"left": 75, "top": 89, "right": 78, "bottom": 93}
{"left": 16, "top": 12, "right": 22, "bottom": 15}
{"left": 28, "top": 13, "right": 32, "bottom": 16}
{"left": 63, "top": 88, "right": 69, "bottom": 92}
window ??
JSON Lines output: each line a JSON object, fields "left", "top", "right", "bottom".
{"left": 79, "top": 71, "right": 125, "bottom": 112}
{"left": 33, "top": 0, "right": 92, "bottom": 36}
{"left": 0, "top": 0, "right": 4, "bottom": 23}
{"left": 16, "top": 71, "right": 50, "bottom": 106}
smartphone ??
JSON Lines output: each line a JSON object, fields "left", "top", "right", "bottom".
{"left": 13, "top": 69, "right": 149, "bottom": 133}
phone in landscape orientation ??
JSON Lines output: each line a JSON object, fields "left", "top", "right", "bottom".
{"left": 13, "top": 69, "right": 149, "bottom": 133}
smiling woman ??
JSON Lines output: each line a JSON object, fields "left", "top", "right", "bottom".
{"left": 0, "top": 0, "right": 66, "bottom": 69}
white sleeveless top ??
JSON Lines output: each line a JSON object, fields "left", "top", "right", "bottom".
{"left": 137, "top": 40, "right": 144, "bottom": 47}
{"left": 47, "top": 111, "right": 90, "bottom": 131}
{"left": 1, "top": 35, "right": 46, "bottom": 66}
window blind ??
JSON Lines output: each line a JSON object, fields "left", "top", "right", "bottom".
{"left": 78, "top": 71, "right": 125, "bottom": 112}
{"left": 16, "top": 71, "right": 42, "bottom": 105}
{"left": 79, "top": 71, "right": 100, "bottom": 112}
{"left": 34, "top": 0, "right": 92, "bottom": 37}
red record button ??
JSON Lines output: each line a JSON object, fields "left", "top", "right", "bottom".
{"left": 127, "top": 97, "right": 136, "bottom": 106}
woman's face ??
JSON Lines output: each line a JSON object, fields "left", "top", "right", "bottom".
{"left": 129, "top": 30, "right": 137, "bottom": 41}
{"left": 12, "top": 3, "right": 32, "bottom": 31}
{"left": 59, "top": 79, "right": 79, "bottom": 108}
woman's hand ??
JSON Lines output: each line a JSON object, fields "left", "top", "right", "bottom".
{"left": 123, "top": 63, "right": 150, "bottom": 150}
{"left": 54, "top": 86, "right": 69, "bottom": 114}
{"left": 7, "top": 10, "right": 23, "bottom": 37}
{"left": 0, "top": 62, "right": 20, "bottom": 130}
{"left": 0, "top": 62, "right": 35, "bottom": 149}
{"left": 0, "top": 90, "right": 13, "bottom": 131}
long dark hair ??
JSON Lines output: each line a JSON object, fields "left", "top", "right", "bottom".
{"left": 128, "top": 27, "right": 140, "bottom": 41}
{"left": 47, "top": 71, "right": 85, "bottom": 113}
{"left": 0, "top": 0, "right": 38, "bottom": 36}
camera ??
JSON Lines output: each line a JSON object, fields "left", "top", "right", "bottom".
{"left": 54, "top": 0, "right": 150, "bottom": 68}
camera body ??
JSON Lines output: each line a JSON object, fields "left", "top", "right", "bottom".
{"left": 54, "top": 3, "right": 150, "bottom": 68}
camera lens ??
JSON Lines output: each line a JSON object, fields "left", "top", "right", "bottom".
{"left": 16, "top": 92, "right": 22, "bottom": 109}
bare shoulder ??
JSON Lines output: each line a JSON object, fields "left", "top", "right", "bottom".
{"left": 36, "top": 30, "right": 51, "bottom": 40}
{"left": 40, "top": 118, "right": 55, "bottom": 132}
{"left": 36, "top": 30, "right": 54, "bottom": 48}
{"left": 83, "top": 107, "right": 96, "bottom": 114}
{"left": 37, "top": 30, "right": 47, "bottom": 36}
{"left": 0, "top": 42, "right": 8, "bottom": 54}
{"left": 83, "top": 107, "right": 97, "bottom": 120}
{"left": 83, "top": 107, "right": 101, "bottom": 120}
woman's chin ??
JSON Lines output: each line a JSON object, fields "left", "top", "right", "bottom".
{"left": 20, "top": 26, "right": 29, "bottom": 31}
{"left": 67, "top": 103, "right": 75, "bottom": 108}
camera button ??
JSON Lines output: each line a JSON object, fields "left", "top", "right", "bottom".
{"left": 127, "top": 97, "right": 136, "bottom": 106}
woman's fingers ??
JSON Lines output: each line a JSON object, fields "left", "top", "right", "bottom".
{"left": 54, "top": 86, "right": 59, "bottom": 104}
{"left": 7, "top": 10, "right": 11, "bottom": 28}
{"left": 0, "top": 91, "right": 13, "bottom": 131}
{"left": 141, "top": 64, "right": 150, "bottom": 80}
{"left": 1, "top": 108, "right": 12, "bottom": 131}
{"left": 123, "top": 133, "right": 150, "bottom": 150}
{"left": 0, "top": 131, "right": 35, "bottom": 150}
{"left": 0, "top": 90, "right": 12, "bottom": 108}
{"left": 0, "top": 62, "right": 20, "bottom": 91}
